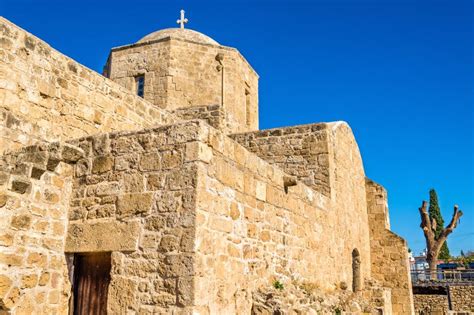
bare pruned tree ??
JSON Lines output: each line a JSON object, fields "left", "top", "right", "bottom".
{"left": 418, "top": 200, "right": 463, "bottom": 279}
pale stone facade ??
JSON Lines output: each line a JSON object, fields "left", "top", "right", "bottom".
{"left": 0, "top": 16, "right": 414, "bottom": 314}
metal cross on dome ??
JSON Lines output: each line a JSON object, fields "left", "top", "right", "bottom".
{"left": 176, "top": 10, "right": 188, "bottom": 29}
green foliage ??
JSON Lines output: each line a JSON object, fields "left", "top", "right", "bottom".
{"left": 451, "top": 251, "right": 474, "bottom": 267}
{"left": 334, "top": 308, "right": 342, "bottom": 315}
{"left": 428, "top": 189, "right": 451, "bottom": 259}
{"left": 273, "top": 280, "right": 284, "bottom": 290}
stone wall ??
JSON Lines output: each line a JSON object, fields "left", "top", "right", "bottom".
{"left": 0, "top": 17, "right": 176, "bottom": 155}
{"left": 413, "top": 284, "right": 474, "bottom": 314}
{"left": 0, "top": 108, "right": 48, "bottom": 154}
{"left": 231, "top": 122, "right": 372, "bottom": 286}
{"left": 193, "top": 122, "right": 375, "bottom": 313}
{"left": 366, "top": 178, "right": 414, "bottom": 314}
{"left": 450, "top": 285, "right": 474, "bottom": 312}
{"left": 106, "top": 36, "right": 259, "bottom": 134}
{"left": 231, "top": 123, "right": 332, "bottom": 197}
{"left": 413, "top": 294, "right": 449, "bottom": 314}
{"left": 0, "top": 142, "right": 84, "bottom": 313}
{"left": 0, "top": 119, "right": 395, "bottom": 313}
{"left": 65, "top": 122, "right": 205, "bottom": 314}
{"left": 171, "top": 104, "right": 224, "bottom": 130}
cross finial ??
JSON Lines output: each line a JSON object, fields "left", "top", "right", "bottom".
{"left": 177, "top": 9, "right": 188, "bottom": 29}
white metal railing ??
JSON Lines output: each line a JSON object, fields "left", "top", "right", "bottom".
{"left": 411, "top": 269, "right": 474, "bottom": 283}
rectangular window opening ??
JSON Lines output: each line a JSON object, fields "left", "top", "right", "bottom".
{"left": 135, "top": 75, "right": 145, "bottom": 98}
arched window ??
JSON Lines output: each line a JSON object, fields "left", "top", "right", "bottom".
{"left": 352, "top": 248, "right": 362, "bottom": 292}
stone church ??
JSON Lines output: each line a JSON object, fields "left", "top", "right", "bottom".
{"left": 0, "top": 13, "right": 414, "bottom": 314}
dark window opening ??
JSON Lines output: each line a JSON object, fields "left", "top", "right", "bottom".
{"left": 136, "top": 75, "right": 145, "bottom": 98}
{"left": 69, "top": 252, "right": 112, "bottom": 315}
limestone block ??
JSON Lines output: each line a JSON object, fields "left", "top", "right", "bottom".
{"left": 116, "top": 192, "right": 153, "bottom": 217}
{"left": 139, "top": 152, "right": 161, "bottom": 171}
{"left": 255, "top": 180, "right": 266, "bottom": 201}
{"left": 61, "top": 144, "right": 85, "bottom": 163}
{"left": 65, "top": 220, "right": 140, "bottom": 252}
{"left": 91, "top": 155, "right": 114, "bottom": 174}
{"left": 185, "top": 141, "right": 213, "bottom": 163}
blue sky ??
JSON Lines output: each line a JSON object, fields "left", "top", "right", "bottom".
{"left": 2, "top": 0, "right": 473, "bottom": 255}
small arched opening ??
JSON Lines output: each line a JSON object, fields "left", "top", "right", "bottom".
{"left": 352, "top": 248, "right": 362, "bottom": 292}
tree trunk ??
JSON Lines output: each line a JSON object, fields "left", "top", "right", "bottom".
{"left": 418, "top": 200, "right": 463, "bottom": 281}
{"left": 426, "top": 254, "right": 438, "bottom": 280}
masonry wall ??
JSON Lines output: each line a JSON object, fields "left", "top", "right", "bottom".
{"left": 193, "top": 122, "right": 377, "bottom": 313}
{"left": 366, "top": 178, "right": 414, "bottom": 314}
{"left": 450, "top": 285, "right": 474, "bottom": 312}
{"left": 65, "top": 122, "right": 208, "bottom": 314}
{"left": 171, "top": 104, "right": 224, "bottom": 130}
{"left": 231, "top": 123, "right": 331, "bottom": 196}
{"left": 231, "top": 122, "right": 372, "bottom": 284}
{"left": 0, "top": 17, "right": 176, "bottom": 155}
{"left": 413, "top": 285, "right": 474, "bottom": 314}
{"left": 413, "top": 293, "right": 449, "bottom": 314}
{"left": 0, "top": 142, "right": 84, "bottom": 313}
{"left": 106, "top": 37, "right": 258, "bottom": 134}
{"left": 0, "top": 108, "right": 48, "bottom": 154}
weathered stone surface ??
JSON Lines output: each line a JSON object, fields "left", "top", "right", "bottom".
{"left": 92, "top": 155, "right": 114, "bottom": 174}
{"left": 65, "top": 220, "right": 140, "bottom": 252}
{"left": 0, "top": 194, "right": 8, "bottom": 207}
{"left": 61, "top": 144, "right": 85, "bottom": 163}
{"left": 116, "top": 193, "right": 153, "bottom": 217}
{"left": 366, "top": 178, "right": 414, "bottom": 314}
{"left": 10, "top": 214, "right": 32, "bottom": 230}
{"left": 11, "top": 179, "right": 31, "bottom": 194}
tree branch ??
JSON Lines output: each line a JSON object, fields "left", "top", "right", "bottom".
{"left": 439, "top": 205, "right": 463, "bottom": 240}
{"left": 419, "top": 200, "right": 435, "bottom": 245}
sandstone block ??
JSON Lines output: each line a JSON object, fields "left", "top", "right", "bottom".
{"left": 21, "top": 274, "right": 38, "bottom": 289}
{"left": 139, "top": 152, "right": 161, "bottom": 171}
{"left": 122, "top": 173, "right": 144, "bottom": 192}
{"left": 11, "top": 179, "right": 31, "bottom": 194}
{"left": 107, "top": 277, "right": 138, "bottom": 314}
{"left": 255, "top": 180, "right": 266, "bottom": 201}
{"left": 65, "top": 220, "right": 140, "bottom": 252}
{"left": 92, "top": 155, "right": 114, "bottom": 174}
{"left": 147, "top": 173, "right": 166, "bottom": 190}
{"left": 116, "top": 192, "right": 153, "bottom": 217}
{"left": 11, "top": 214, "right": 32, "bottom": 230}
{"left": 27, "top": 252, "right": 47, "bottom": 267}
{"left": 185, "top": 141, "right": 213, "bottom": 163}
{"left": 162, "top": 150, "right": 183, "bottom": 169}
{"left": 209, "top": 216, "right": 233, "bottom": 233}
{"left": 0, "top": 275, "right": 12, "bottom": 298}
{"left": 61, "top": 144, "right": 85, "bottom": 163}
{"left": 0, "top": 234, "right": 13, "bottom": 246}
{"left": 0, "top": 194, "right": 7, "bottom": 207}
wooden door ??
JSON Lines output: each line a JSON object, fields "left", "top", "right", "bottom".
{"left": 72, "top": 253, "right": 111, "bottom": 315}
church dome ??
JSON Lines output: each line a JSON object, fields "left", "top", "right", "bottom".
{"left": 137, "top": 28, "right": 219, "bottom": 45}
